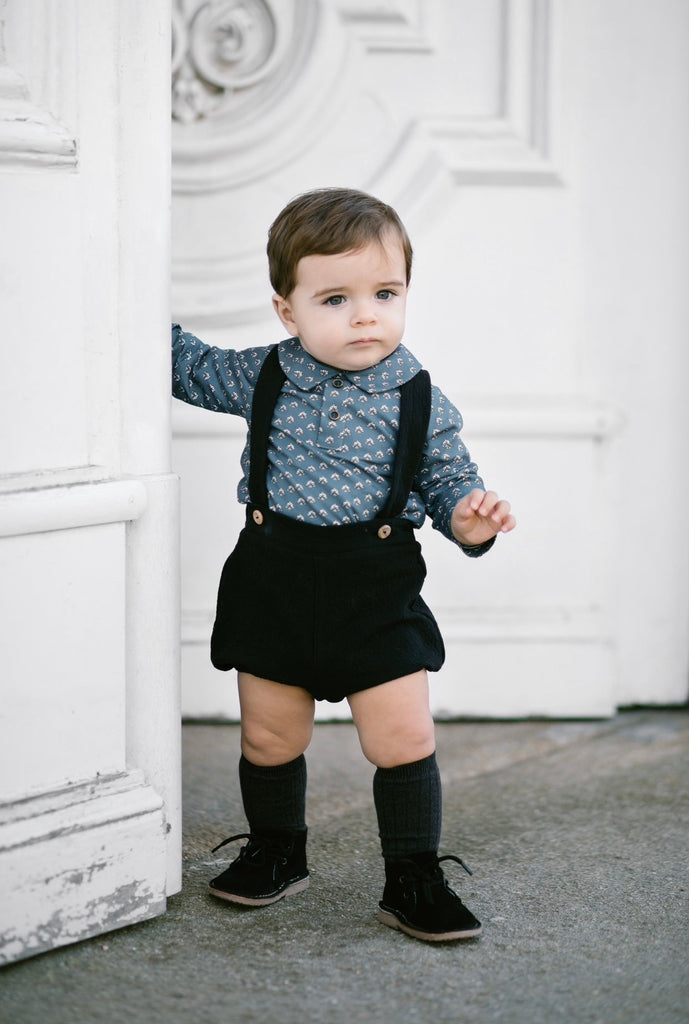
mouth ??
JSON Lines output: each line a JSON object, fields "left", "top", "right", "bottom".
{"left": 350, "top": 338, "right": 378, "bottom": 346}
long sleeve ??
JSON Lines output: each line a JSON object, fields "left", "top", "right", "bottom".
{"left": 171, "top": 323, "right": 268, "bottom": 418}
{"left": 415, "top": 385, "right": 495, "bottom": 556}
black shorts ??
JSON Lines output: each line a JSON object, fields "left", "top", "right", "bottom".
{"left": 210, "top": 505, "right": 445, "bottom": 703}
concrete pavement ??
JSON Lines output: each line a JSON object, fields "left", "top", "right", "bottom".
{"left": 1, "top": 709, "right": 687, "bottom": 1024}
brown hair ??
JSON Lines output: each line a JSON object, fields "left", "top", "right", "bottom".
{"left": 267, "top": 187, "right": 413, "bottom": 298}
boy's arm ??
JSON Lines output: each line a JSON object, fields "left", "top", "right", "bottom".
{"left": 171, "top": 323, "right": 263, "bottom": 416}
{"left": 414, "top": 385, "right": 515, "bottom": 555}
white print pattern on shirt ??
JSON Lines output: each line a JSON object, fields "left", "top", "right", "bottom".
{"left": 171, "top": 327, "right": 484, "bottom": 543}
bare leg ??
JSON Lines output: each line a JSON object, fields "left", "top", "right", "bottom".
{"left": 238, "top": 671, "right": 315, "bottom": 765}
{"left": 347, "top": 669, "right": 435, "bottom": 768}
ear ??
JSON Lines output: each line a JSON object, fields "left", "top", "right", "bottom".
{"left": 272, "top": 294, "right": 297, "bottom": 333}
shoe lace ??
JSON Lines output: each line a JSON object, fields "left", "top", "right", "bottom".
{"left": 396, "top": 854, "right": 473, "bottom": 904}
{"left": 439, "top": 853, "right": 473, "bottom": 877}
{"left": 210, "top": 832, "right": 291, "bottom": 865}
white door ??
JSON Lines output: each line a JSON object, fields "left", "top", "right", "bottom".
{"left": 172, "top": 0, "right": 689, "bottom": 720}
{"left": 0, "top": 0, "right": 180, "bottom": 964}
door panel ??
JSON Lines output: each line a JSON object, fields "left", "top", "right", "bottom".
{"left": 0, "top": 0, "right": 179, "bottom": 964}
{"left": 171, "top": 0, "right": 689, "bottom": 718}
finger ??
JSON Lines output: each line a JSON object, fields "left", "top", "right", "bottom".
{"left": 454, "top": 490, "right": 484, "bottom": 519}
{"left": 499, "top": 513, "right": 517, "bottom": 533}
{"left": 476, "top": 490, "right": 500, "bottom": 516}
{"left": 467, "top": 488, "right": 487, "bottom": 513}
{"left": 488, "top": 499, "right": 511, "bottom": 523}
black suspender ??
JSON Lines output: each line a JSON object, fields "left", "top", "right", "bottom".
{"left": 248, "top": 346, "right": 285, "bottom": 510}
{"left": 380, "top": 367, "right": 431, "bottom": 518}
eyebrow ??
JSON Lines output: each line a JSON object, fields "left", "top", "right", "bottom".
{"left": 311, "top": 280, "right": 405, "bottom": 299}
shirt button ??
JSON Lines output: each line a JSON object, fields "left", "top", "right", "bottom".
{"left": 377, "top": 524, "right": 392, "bottom": 539}
{"left": 332, "top": 376, "right": 344, "bottom": 388}
{"left": 252, "top": 509, "right": 264, "bottom": 525}
{"left": 329, "top": 408, "right": 340, "bottom": 421}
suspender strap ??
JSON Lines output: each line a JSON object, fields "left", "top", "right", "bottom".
{"left": 379, "top": 369, "right": 432, "bottom": 519}
{"left": 248, "top": 345, "right": 285, "bottom": 508}
{"left": 248, "top": 344, "right": 432, "bottom": 519}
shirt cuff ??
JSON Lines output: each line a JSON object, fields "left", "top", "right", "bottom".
{"left": 458, "top": 536, "right": 497, "bottom": 558}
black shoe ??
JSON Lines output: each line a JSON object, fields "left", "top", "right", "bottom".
{"left": 378, "top": 850, "right": 482, "bottom": 941}
{"left": 209, "top": 829, "right": 309, "bottom": 906}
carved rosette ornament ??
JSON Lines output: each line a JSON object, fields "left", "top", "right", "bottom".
{"left": 171, "top": 0, "right": 286, "bottom": 123}
{"left": 171, "top": 0, "right": 343, "bottom": 193}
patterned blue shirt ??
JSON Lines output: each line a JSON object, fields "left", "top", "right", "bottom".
{"left": 172, "top": 325, "right": 487, "bottom": 549}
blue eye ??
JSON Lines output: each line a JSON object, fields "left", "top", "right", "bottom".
{"left": 325, "top": 295, "right": 345, "bottom": 306}
{"left": 377, "top": 289, "right": 395, "bottom": 300}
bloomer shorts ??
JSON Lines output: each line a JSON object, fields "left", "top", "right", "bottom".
{"left": 210, "top": 504, "right": 445, "bottom": 703}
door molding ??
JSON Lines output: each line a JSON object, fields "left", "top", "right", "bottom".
{"left": 0, "top": 771, "right": 166, "bottom": 965}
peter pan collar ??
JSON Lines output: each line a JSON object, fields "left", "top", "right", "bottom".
{"left": 277, "top": 336, "right": 422, "bottom": 394}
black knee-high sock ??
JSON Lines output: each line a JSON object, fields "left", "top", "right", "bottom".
{"left": 239, "top": 753, "right": 307, "bottom": 834}
{"left": 373, "top": 752, "right": 442, "bottom": 859}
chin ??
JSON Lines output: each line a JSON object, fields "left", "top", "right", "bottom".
{"left": 346, "top": 354, "right": 380, "bottom": 370}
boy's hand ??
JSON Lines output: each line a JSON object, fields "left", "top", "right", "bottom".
{"left": 451, "top": 489, "right": 516, "bottom": 547}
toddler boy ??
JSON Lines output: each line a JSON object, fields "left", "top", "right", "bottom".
{"left": 172, "top": 187, "right": 515, "bottom": 942}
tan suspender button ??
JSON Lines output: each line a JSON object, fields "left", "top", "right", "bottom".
{"left": 377, "top": 524, "right": 392, "bottom": 539}
{"left": 252, "top": 509, "right": 264, "bottom": 525}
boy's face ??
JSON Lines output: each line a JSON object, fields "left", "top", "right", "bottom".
{"left": 272, "top": 233, "right": 408, "bottom": 372}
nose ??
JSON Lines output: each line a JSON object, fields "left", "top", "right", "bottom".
{"left": 350, "top": 301, "right": 377, "bottom": 326}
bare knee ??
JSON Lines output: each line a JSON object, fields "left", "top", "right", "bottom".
{"left": 238, "top": 672, "right": 314, "bottom": 767}
{"left": 360, "top": 719, "right": 435, "bottom": 768}
{"left": 241, "top": 719, "right": 312, "bottom": 766}
{"left": 348, "top": 672, "right": 436, "bottom": 769}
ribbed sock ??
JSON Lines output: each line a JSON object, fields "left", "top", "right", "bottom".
{"left": 373, "top": 752, "right": 442, "bottom": 859}
{"left": 239, "top": 753, "right": 307, "bottom": 834}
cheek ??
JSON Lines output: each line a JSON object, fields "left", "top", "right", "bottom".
{"left": 311, "top": 308, "right": 345, "bottom": 334}
{"left": 390, "top": 307, "right": 406, "bottom": 333}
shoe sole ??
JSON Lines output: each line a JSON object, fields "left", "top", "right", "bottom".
{"left": 377, "top": 907, "right": 482, "bottom": 942}
{"left": 209, "top": 875, "right": 310, "bottom": 907}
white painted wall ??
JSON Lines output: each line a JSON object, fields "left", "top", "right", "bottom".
{"left": 171, "top": 0, "right": 689, "bottom": 720}
{"left": 0, "top": 0, "right": 179, "bottom": 963}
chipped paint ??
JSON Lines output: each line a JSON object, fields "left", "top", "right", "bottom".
{"left": 0, "top": 775, "right": 168, "bottom": 965}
